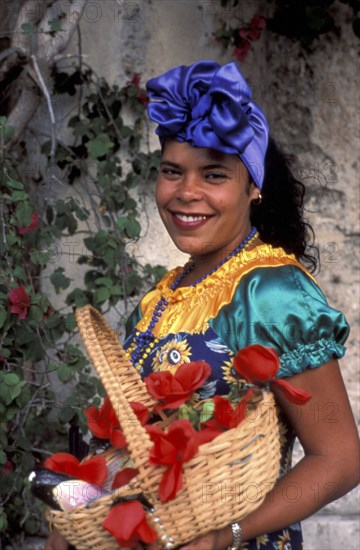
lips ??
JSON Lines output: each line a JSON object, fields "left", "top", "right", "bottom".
{"left": 170, "top": 211, "right": 213, "bottom": 229}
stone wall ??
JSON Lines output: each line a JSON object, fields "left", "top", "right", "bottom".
{"left": 36, "top": 1, "right": 359, "bottom": 548}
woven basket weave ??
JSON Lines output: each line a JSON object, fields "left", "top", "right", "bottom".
{"left": 46, "top": 305, "right": 281, "bottom": 549}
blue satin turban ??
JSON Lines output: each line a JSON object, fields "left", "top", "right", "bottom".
{"left": 146, "top": 61, "right": 269, "bottom": 189}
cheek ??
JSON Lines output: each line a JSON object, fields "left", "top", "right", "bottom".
{"left": 155, "top": 180, "right": 165, "bottom": 207}
{"left": 155, "top": 181, "right": 173, "bottom": 215}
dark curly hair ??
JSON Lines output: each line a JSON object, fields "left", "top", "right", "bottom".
{"left": 250, "top": 137, "right": 319, "bottom": 273}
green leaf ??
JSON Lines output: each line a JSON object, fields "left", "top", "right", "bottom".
{"left": 9, "top": 383, "right": 23, "bottom": 401}
{"left": 110, "top": 284, "right": 123, "bottom": 297}
{"left": 0, "top": 308, "right": 6, "bottom": 329}
{"left": 199, "top": 401, "right": 215, "bottom": 423}
{"left": 16, "top": 435, "right": 31, "bottom": 451}
{"left": 50, "top": 268, "right": 71, "bottom": 293}
{"left": 95, "top": 277, "right": 113, "bottom": 288}
{"left": 94, "top": 286, "right": 110, "bottom": 305}
{"left": 4, "top": 373, "right": 19, "bottom": 386}
{"left": 125, "top": 217, "right": 141, "bottom": 238}
{"left": 0, "top": 384, "right": 13, "bottom": 405}
{"left": 28, "top": 305, "right": 44, "bottom": 323}
{"left": 88, "top": 133, "right": 114, "bottom": 159}
{"left": 21, "top": 22, "right": 34, "bottom": 34}
{"left": 6, "top": 180, "right": 24, "bottom": 191}
{"left": 0, "top": 450, "right": 6, "bottom": 465}
{"left": 65, "top": 288, "right": 89, "bottom": 308}
{"left": 0, "top": 508, "right": 8, "bottom": 532}
{"left": 15, "top": 385, "right": 30, "bottom": 408}
{"left": 116, "top": 216, "right": 127, "bottom": 231}
{"left": 13, "top": 266, "right": 27, "bottom": 281}
{"left": 57, "top": 363, "right": 74, "bottom": 383}
{"left": 10, "top": 190, "right": 28, "bottom": 202}
{"left": 24, "top": 515, "right": 41, "bottom": 535}
{"left": 64, "top": 313, "right": 76, "bottom": 332}
{"left": 15, "top": 202, "right": 33, "bottom": 227}
{"left": 47, "top": 363, "right": 59, "bottom": 373}
{"left": 1, "top": 122, "right": 15, "bottom": 142}
{"left": 20, "top": 451, "right": 35, "bottom": 471}
{"left": 59, "top": 405, "right": 75, "bottom": 423}
{"left": 31, "top": 250, "right": 51, "bottom": 266}
{"left": 48, "top": 19, "right": 62, "bottom": 33}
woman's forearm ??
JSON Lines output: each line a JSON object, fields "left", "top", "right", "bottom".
{"left": 240, "top": 451, "right": 358, "bottom": 542}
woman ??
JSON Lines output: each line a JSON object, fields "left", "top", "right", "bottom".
{"left": 46, "top": 61, "right": 359, "bottom": 550}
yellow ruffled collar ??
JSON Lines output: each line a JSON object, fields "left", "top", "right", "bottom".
{"left": 135, "top": 243, "right": 314, "bottom": 338}
{"left": 154, "top": 243, "right": 306, "bottom": 304}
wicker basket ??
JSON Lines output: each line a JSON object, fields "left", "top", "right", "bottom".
{"left": 46, "top": 305, "right": 281, "bottom": 549}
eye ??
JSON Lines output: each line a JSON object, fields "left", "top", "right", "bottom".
{"left": 205, "top": 172, "right": 227, "bottom": 183}
{"left": 160, "top": 167, "right": 181, "bottom": 179}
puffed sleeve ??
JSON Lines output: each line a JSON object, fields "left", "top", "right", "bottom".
{"left": 211, "top": 265, "right": 349, "bottom": 378}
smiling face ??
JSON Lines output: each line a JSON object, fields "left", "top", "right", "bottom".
{"left": 155, "top": 140, "right": 259, "bottom": 276}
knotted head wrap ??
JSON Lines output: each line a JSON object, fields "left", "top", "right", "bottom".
{"left": 146, "top": 60, "right": 269, "bottom": 189}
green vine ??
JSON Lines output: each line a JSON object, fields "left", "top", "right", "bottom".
{"left": 214, "top": 0, "right": 360, "bottom": 60}
{"left": 0, "top": 67, "right": 164, "bottom": 544}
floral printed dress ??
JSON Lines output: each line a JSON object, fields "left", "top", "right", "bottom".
{"left": 124, "top": 243, "right": 349, "bottom": 549}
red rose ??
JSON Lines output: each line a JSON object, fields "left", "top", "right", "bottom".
{"left": 233, "top": 37, "right": 251, "bottom": 62}
{"left": 148, "top": 420, "right": 199, "bottom": 502}
{"left": 18, "top": 212, "right": 39, "bottom": 235}
{"left": 85, "top": 397, "right": 119, "bottom": 439}
{"left": 145, "top": 361, "right": 211, "bottom": 409}
{"left": 9, "top": 286, "right": 31, "bottom": 320}
{"left": 103, "top": 500, "right": 157, "bottom": 547}
{"left": 44, "top": 452, "right": 107, "bottom": 486}
{"left": 210, "top": 389, "right": 254, "bottom": 429}
{"left": 85, "top": 398, "right": 149, "bottom": 449}
{"left": 234, "top": 345, "right": 311, "bottom": 405}
{"left": 248, "top": 13, "right": 266, "bottom": 42}
{"left": 234, "top": 345, "right": 280, "bottom": 383}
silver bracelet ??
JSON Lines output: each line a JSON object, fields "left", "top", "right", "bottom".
{"left": 227, "top": 522, "right": 242, "bottom": 550}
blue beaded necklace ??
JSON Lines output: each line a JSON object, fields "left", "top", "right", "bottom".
{"left": 130, "top": 226, "right": 258, "bottom": 366}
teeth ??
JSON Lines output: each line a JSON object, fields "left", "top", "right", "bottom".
{"left": 176, "top": 214, "right": 208, "bottom": 222}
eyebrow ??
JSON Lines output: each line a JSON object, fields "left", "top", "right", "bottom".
{"left": 159, "top": 161, "right": 233, "bottom": 171}
{"left": 159, "top": 161, "right": 180, "bottom": 168}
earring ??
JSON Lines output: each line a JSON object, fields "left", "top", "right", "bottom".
{"left": 252, "top": 193, "right": 262, "bottom": 205}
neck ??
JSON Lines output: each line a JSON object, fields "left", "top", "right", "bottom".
{"left": 175, "top": 227, "right": 259, "bottom": 289}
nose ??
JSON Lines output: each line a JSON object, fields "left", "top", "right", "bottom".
{"left": 176, "top": 173, "right": 203, "bottom": 202}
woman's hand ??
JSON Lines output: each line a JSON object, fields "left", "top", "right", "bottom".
{"left": 44, "top": 528, "right": 69, "bottom": 550}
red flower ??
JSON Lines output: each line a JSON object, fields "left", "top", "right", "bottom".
{"left": 44, "top": 453, "right": 107, "bottom": 486}
{"left": 207, "top": 389, "right": 254, "bottom": 430}
{"left": 234, "top": 345, "right": 311, "bottom": 405}
{"left": 42, "top": 306, "right": 53, "bottom": 321}
{"left": 145, "top": 361, "right": 211, "bottom": 409}
{"left": 9, "top": 286, "right": 30, "bottom": 320}
{"left": 234, "top": 345, "right": 280, "bottom": 383}
{"left": 85, "top": 398, "right": 149, "bottom": 449}
{"left": 248, "top": 13, "right": 266, "bottom": 41}
{"left": 125, "top": 73, "right": 148, "bottom": 107}
{"left": 18, "top": 212, "right": 39, "bottom": 235}
{"left": 233, "top": 37, "right": 251, "bottom": 62}
{"left": 271, "top": 378, "right": 312, "bottom": 405}
{"left": 1, "top": 460, "right": 14, "bottom": 477}
{"left": 148, "top": 420, "right": 199, "bottom": 502}
{"left": 85, "top": 397, "right": 118, "bottom": 439}
{"left": 103, "top": 500, "right": 157, "bottom": 547}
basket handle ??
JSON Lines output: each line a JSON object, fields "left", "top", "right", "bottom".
{"left": 75, "top": 305, "right": 160, "bottom": 497}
